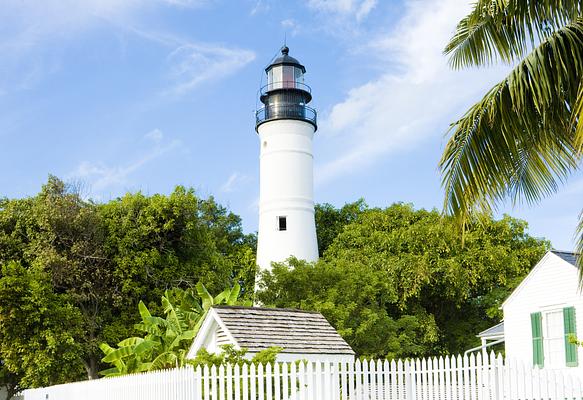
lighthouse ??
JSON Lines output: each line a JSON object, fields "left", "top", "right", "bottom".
{"left": 255, "top": 46, "right": 319, "bottom": 271}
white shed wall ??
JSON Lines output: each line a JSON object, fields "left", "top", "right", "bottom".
{"left": 503, "top": 252, "right": 583, "bottom": 371}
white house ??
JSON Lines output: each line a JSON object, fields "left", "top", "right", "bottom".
{"left": 501, "top": 250, "right": 581, "bottom": 371}
{"left": 187, "top": 306, "right": 355, "bottom": 363}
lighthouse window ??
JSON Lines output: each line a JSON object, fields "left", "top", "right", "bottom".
{"left": 277, "top": 216, "right": 287, "bottom": 231}
{"left": 294, "top": 67, "right": 304, "bottom": 83}
{"left": 267, "top": 69, "right": 273, "bottom": 89}
{"left": 282, "top": 66, "right": 295, "bottom": 88}
{"left": 271, "top": 66, "right": 283, "bottom": 89}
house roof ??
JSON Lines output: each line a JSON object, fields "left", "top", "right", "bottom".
{"left": 551, "top": 250, "right": 579, "bottom": 267}
{"left": 477, "top": 322, "right": 504, "bottom": 339}
{"left": 501, "top": 250, "right": 580, "bottom": 308}
{"left": 209, "top": 306, "right": 355, "bottom": 355}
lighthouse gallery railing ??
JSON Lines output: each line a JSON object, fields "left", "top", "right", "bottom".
{"left": 255, "top": 104, "right": 317, "bottom": 128}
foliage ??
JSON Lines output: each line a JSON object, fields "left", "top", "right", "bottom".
{"left": 259, "top": 203, "right": 548, "bottom": 359}
{"left": 315, "top": 199, "right": 367, "bottom": 256}
{"left": 0, "top": 262, "right": 85, "bottom": 387}
{"left": 188, "top": 345, "right": 283, "bottom": 368}
{"left": 0, "top": 176, "right": 255, "bottom": 387}
{"left": 440, "top": 0, "right": 582, "bottom": 267}
{"left": 99, "top": 283, "right": 252, "bottom": 376}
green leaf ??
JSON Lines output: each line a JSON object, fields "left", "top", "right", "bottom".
{"left": 138, "top": 301, "right": 152, "bottom": 321}
{"left": 102, "top": 346, "right": 135, "bottom": 363}
{"left": 196, "top": 282, "right": 213, "bottom": 311}
{"left": 227, "top": 283, "right": 241, "bottom": 305}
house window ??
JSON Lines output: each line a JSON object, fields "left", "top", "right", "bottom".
{"left": 543, "top": 310, "right": 565, "bottom": 368}
{"left": 277, "top": 216, "right": 287, "bottom": 231}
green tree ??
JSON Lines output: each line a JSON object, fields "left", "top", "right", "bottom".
{"left": 0, "top": 176, "right": 255, "bottom": 387}
{"left": 440, "top": 0, "right": 582, "bottom": 265}
{"left": 315, "top": 199, "right": 367, "bottom": 256}
{"left": 0, "top": 177, "right": 113, "bottom": 382}
{"left": 258, "top": 203, "right": 548, "bottom": 358}
{"left": 0, "top": 262, "right": 85, "bottom": 387}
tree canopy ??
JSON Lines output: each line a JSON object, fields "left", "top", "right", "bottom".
{"left": 0, "top": 176, "right": 255, "bottom": 388}
{"left": 259, "top": 203, "right": 548, "bottom": 359}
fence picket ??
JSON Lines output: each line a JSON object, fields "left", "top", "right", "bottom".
{"left": 274, "top": 363, "right": 281, "bottom": 400}
{"left": 290, "top": 361, "right": 298, "bottom": 400}
{"left": 355, "top": 359, "right": 362, "bottom": 400}
{"left": 308, "top": 361, "right": 316, "bottom": 400}
{"left": 298, "top": 362, "right": 306, "bottom": 400}
{"left": 444, "top": 355, "right": 451, "bottom": 400}
{"left": 340, "top": 362, "right": 348, "bottom": 400}
{"left": 266, "top": 363, "right": 272, "bottom": 400}
{"left": 475, "top": 352, "right": 482, "bottom": 400}
{"left": 438, "top": 356, "right": 445, "bottom": 400}
{"left": 250, "top": 364, "right": 256, "bottom": 400}
{"left": 383, "top": 360, "right": 391, "bottom": 400}
{"left": 397, "top": 359, "right": 404, "bottom": 400}
{"left": 258, "top": 364, "right": 265, "bottom": 400}
{"left": 376, "top": 359, "right": 383, "bottom": 400}
{"left": 428, "top": 357, "right": 439, "bottom": 399}
{"left": 242, "top": 364, "right": 249, "bottom": 400}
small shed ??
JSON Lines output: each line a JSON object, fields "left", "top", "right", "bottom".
{"left": 187, "top": 306, "right": 355, "bottom": 363}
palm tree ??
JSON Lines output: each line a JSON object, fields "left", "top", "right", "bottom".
{"left": 440, "top": 0, "right": 583, "bottom": 265}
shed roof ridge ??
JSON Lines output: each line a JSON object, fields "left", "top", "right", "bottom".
{"left": 212, "top": 305, "right": 322, "bottom": 314}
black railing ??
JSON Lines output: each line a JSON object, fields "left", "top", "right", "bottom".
{"left": 260, "top": 81, "right": 312, "bottom": 96}
{"left": 255, "top": 104, "right": 317, "bottom": 129}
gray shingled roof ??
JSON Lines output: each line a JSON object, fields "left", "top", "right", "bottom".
{"left": 213, "top": 306, "right": 355, "bottom": 355}
{"left": 477, "top": 322, "right": 504, "bottom": 338}
{"left": 551, "top": 250, "right": 579, "bottom": 267}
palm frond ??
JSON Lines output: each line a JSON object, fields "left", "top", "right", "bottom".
{"left": 445, "top": 0, "right": 583, "bottom": 68}
{"left": 577, "top": 210, "right": 583, "bottom": 278}
{"left": 573, "top": 80, "right": 583, "bottom": 154}
{"left": 441, "top": 20, "right": 583, "bottom": 222}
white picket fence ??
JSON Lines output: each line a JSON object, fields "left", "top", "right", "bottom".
{"left": 18, "top": 353, "right": 583, "bottom": 400}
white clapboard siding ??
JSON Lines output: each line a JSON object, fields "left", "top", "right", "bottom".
{"left": 18, "top": 353, "right": 583, "bottom": 400}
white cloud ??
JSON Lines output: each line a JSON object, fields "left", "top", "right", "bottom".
{"left": 249, "top": 0, "right": 270, "bottom": 15}
{"left": 69, "top": 130, "right": 180, "bottom": 191}
{"left": 220, "top": 172, "right": 250, "bottom": 193}
{"left": 307, "top": 0, "right": 377, "bottom": 21}
{"left": 0, "top": 0, "right": 253, "bottom": 95}
{"left": 145, "top": 128, "right": 164, "bottom": 142}
{"left": 166, "top": 44, "right": 256, "bottom": 95}
{"left": 315, "top": 0, "right": 510, "bottom": 184}
{"left": 281, "top": 19, "right": 302, "bottom": 36}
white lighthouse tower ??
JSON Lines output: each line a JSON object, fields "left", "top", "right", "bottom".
{"left": 255, "top": 46, "right": 319, "bottom": 271}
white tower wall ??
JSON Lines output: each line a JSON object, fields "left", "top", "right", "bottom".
{"left": 256, "top": 119, "right": 319, "bottom": 271}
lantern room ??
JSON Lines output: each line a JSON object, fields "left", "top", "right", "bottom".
{"left": 265, "top": 47, "right": 306, "bottom": 91}
{"left": 256, "top": 46, "right": 316, "bottom": 130}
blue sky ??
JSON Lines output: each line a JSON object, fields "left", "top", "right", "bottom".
{"left": 0, "top": 0, "right": 581, "bottom": 250}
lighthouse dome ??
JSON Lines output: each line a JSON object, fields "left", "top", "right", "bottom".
{"left": 263, "top": 46, "right": 309, "bottom": 98}
{"left": 265, "top": 46, "right": 306, "bottom": 73}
